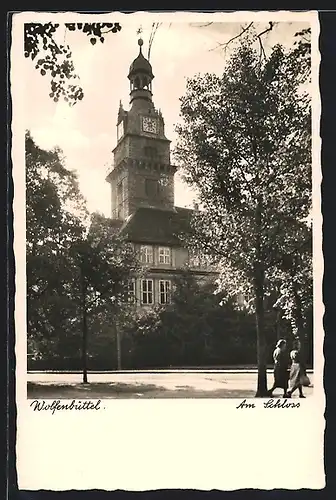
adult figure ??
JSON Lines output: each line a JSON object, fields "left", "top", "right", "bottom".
{"left": 286, "top": 339, "right": 306, "bottom": 398}
{"left": 268, "top": 339, "right": 289, "bottom": 397}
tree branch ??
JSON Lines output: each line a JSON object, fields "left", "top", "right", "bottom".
{"left": 256, "top": 22, "right": 275, "bottom": 66}
{"left": 209, "top": 22, "right": 254, "bottom": 53}
{"left": 256, "top": 22, "right": 275, "bottom": 40}
{"left": 198, "top": 22, "right": 214, "bottom": 28}
{"left": 267, "top": 235, "right": 312, "bottom": 269}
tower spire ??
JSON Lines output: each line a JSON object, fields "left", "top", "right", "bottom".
{"left": 128, "top": 37, "right": 154, "bottom": 106}
{"left": 138, "top": 37, "right": 143, "bottom": 54}
{"left": 136, "top": 25, "right": 143, "bottom": 54}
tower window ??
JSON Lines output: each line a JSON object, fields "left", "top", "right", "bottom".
{"left": 159, "top": 247, "right": 171, "bottom": 265}
{"left": 159, "top": 280, "right": 171, "bottom": 305}
{"left": 117, "top": 121, "right": 124, "bottom": 140}
{"left": 117, "top": 181, "right": 123, "bottom": 198}
{"left": 141, "top": 279, "right": 154, "bottom": 305}
{"left": 145, "top": 179, "right": 159, "bottom": 198}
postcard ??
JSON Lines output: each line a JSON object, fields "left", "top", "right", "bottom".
{"left": 11, "top": 10, "right": 324, "bottom": 491}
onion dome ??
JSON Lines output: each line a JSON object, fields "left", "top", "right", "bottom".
{"left": 128, "top": 38, "right": 154, "bottom": 79}
{"left": 128, "top": 38, "right": 154, "bottom": 104}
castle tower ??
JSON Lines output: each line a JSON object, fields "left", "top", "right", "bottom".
{"left": 106, "top": 38, "right": 177, "bottom": 220}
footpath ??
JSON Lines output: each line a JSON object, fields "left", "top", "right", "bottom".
{"left": 28, "top": 366, "right": 314, "bottom": 374}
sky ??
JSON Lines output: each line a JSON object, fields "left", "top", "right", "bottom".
{"left": 23, "top": 14, "right": 311, "bottom": 216}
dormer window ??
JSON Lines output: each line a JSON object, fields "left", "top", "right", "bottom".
{"left": 159, "top": 247, "right": 171, "bottom": 265}
{"left": 140, "top": 245, "right": 153, "bottom": 264}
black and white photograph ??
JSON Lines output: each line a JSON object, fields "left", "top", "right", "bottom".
{"left": 11, "top": 10, "right": 324, "bottom": 491}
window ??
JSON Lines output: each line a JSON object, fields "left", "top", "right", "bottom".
{"left": 117, "top": 121, "right": 124, "bottom": 140}
{"left": 127, "top": 279, "right": 136, "bottom": 303}
{"left": 140, "top": 245, "right": 153, "bottom": 264}
{"left": 117, "top": 181, "right": 123, "bottom": 198}
{"left": 145, "top": 178, "right": 159, "bottom": 198}
{"left": 117, "top": 179, "right": 125, "bottom": 218}
{"left": 159, "top": 247, "right": 171, "bottom": 265}
{"left": 141, "top": 279, "right": 153, "bottom": 305}
{"left": 159, "top": 280, "right": 171, "bottom": 305}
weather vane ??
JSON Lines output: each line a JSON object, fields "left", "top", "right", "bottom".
{"left": 136, "top": 26, "right": 143, "bottom": 36}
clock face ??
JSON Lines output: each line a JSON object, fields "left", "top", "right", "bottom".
{"left": 142, "top": 116, "right": 158, "bottom": 134}
{"left": 117, "top": 121, "right": 124, "bottom": 140}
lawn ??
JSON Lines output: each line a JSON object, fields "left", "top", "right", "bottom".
{"left": 27, "top": 380, "right": 313, "bottom": 399}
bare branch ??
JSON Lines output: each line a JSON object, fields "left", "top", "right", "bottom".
{"left": 256, "top": 21, "right": 274, "bottom": 40}
{"left": 209, "top": 22, "right": 254, "bottom": 53}
{"left": 197, "top": 22, "right": 214, "bottom": 28}
{"left": 257, "top": 35, "right": 266, "bottom": 65}
{"left": 256, "top": 22, "right": 275, "bottom": 66}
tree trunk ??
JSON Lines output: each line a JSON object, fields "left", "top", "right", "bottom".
{"left": 254, "top": 265, "right": 268, "bottom": 397}
{"left": 254, "top": 195, "right": 268, "bottom": 397}
{"left": 82, "top": 305, "right": 88, "bottom": 384}
{"left": 80, "top": 264, "right": 88, "bottom": 384}
{"left": 276, "top": 309, "right": 281, "bottom": 340}
{"left": 292, "top": 283, "right": 306, "bottom": 366}
{"left": 116, "top": 321, "right": 122, "bottom": 370}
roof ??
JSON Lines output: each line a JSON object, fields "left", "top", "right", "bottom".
{"left": 128, "top": 52, "right": 154, "bottom": 79}
{"left": 120, "top": 206, "right": 193, "bottom": 246}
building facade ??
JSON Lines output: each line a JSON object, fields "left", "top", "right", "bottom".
{"left": 106, "top": 39, "right": 216, "bottom": 307}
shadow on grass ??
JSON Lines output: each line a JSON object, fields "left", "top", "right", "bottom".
{"left": 27, "top": 381, "right": 257, "bottom": 399}
{"left": 27, "top": 381, "right": 166, "bottom": 398}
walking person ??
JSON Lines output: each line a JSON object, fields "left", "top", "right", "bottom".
{"left": 285, "top": 340, "right": 306, "bottom": 398}
{"left": 268, "top": 339, "right": 289, "bottom": 398}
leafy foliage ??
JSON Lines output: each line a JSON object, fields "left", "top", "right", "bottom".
{"left": 123, "top": 274, "right": 258, "bottom": 368}
{"left": 291, "top": 28, "right": 311, "bottom": 84}
{"left": 26, "top": 131, "right": 87, "bottom": 354}
{"left": 26, "top": 133, "right": 138, "bottom": 379}
{"left": 24, "top": 22, "right": 121, "bottom": 105}
{"left": 174, "top": 35, "right": 312, "bottom": 394}
{"left": 71, "top": 212, "right": 140, "bottom": 317}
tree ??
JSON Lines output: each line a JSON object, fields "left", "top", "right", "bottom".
{"left": 161, "top": 274, "right": 228, "bottom": 365}
{"left": 26, "top": 133, "right": 139, "bottom": 381}
{"left": 271, "top": 242, "right": 313, "bottom": 365}
{"left": 206, "top": 21, "right": 275, "bottom": 61}
{"left": 26, "top": 131, "right": 88, "bottom": 363}
{"left": 24, "top": 22, "right": 121, "bottom": 105}
{"left": 174, "top": 36, "right": 311, "bottom": 396}
{"left": 70, "top": 212, "right": 139, "bottom": 382}
{"left": 123, "top": 273, "right": 257, "bottom": 368}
